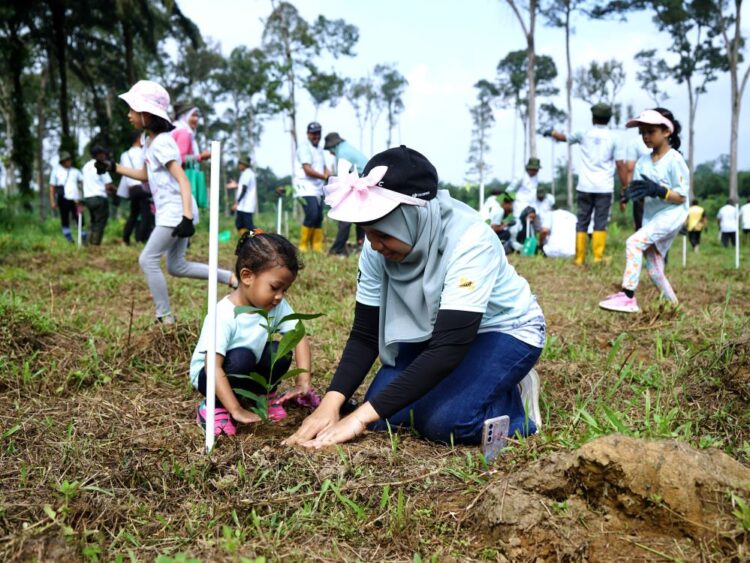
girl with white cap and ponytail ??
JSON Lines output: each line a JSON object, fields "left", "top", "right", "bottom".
{"left": 285, "top": 146, "right": 546, "bottom": 448}
{"left": 599, "top": 108, "right": 689, "bottom": 313}
{"left": 95, "top": 80, "right": 234, "bottom": 323}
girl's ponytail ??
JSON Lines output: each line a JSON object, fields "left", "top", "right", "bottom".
{"left": 653, "top": 107, "right": 682, "bottom": 151}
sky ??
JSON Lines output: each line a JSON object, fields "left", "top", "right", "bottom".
{"left": 178, "top": 0, "right": 750, "bottom": 188}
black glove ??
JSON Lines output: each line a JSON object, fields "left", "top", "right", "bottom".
{"left": 541, "top": 128, "right": 554, "bottom": 138}
{"left": 94, "top": 159, "right": 116, "bottom": 175}
{"left": 626, "top": 174, "right": 668, "bottom": 202}
{"left": 172, "top": 216, "right": 195, "bottom": 238}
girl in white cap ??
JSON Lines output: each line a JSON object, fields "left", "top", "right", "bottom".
{"left": 599, "top": 108, "right": 689, "bottom": 313}
{"left": 96, "top": 80, "right": 234, "bottom": 323}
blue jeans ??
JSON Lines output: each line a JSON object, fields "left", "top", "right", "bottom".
{"left": 364, "top": 332, "right": 542, "bottom": 444}
{"left": 300, "top": 196, "right": 323, "bottom": 228}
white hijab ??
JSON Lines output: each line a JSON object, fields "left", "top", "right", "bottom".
{"left": 175, "top": 107, "right": 200, "bottom": 157}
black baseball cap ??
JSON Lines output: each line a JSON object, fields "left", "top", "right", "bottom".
{"left": 307, "top": 121, "right": 322, "bottom": 133}
{"left": 362, "top": 145, "right": 438, "bottom": 201}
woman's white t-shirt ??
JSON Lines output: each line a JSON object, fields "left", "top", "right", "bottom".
{"left": 144, "top": 132, "right": 198, "bottom": 227}
{"left": 117, "top": 146, "right": 146, "bottom": 198}
{"left": 236, "top": 168, "right": 258, "bottom": 214}
{"left": 49, "top": 164, "right": 83, "bottom": 201}
{"left": 189, "top": 296, "right": 298, "bottom": 387}
{"left": 717, "top": 205, "right": 739, "bottom": 232}
{"left": 356, "top": 222, "right": 545, "bottom": 349}
{"left": 81, "top": 159, "right": 112, "bottom": 198}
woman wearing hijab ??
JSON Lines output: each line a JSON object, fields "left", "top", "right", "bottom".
{"left": 285, "top": 146, "right": 545, "bottom": 448}
{"left": 172, "top": 105, "right": 211, "bottom": 165}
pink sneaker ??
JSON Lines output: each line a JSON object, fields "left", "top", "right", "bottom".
{"left": 196, "top": 401, "right": 237, "bottom": 436}
{"left": 266, "top": 393, "right": 288, "bottom": 422}
{"left": 599, "top": 291, "right": 639, "bottom": 313}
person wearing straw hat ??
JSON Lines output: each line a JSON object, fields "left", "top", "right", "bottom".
{"left": 324, "top": 132, "right": 369, "bottom": 256}
{"left": 547, "top": 103, "right": 619, "bottom": 265}
{"left": 95, "top": 80, "right": 235, "bottom": 324}
{"left": 507, "top": 157, "right": 541, "bottom": 218}
{"left": 293, "top": 122, "right": 330, "bottom": 252}
{"left": 285, "top": 145, "right": 545, "bottom": 448}
{"left": 49, "top": 151, "right": 84, "bottom": 243}
{"left": 232, "top": 154, "right": 257, "bottom": 236}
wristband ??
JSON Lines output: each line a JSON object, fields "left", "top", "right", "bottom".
{"left": 663, "top": 189, "right": 671, "bottom": 201}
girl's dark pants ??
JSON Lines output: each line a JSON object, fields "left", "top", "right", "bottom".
{"left": 197, "top": 342, "right": 292, "bottom": 408}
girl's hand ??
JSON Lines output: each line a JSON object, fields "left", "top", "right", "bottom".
{"left": 275, "top": 383, "right": 311, "bottom": 404}
{"left": 230, "top": 407, "right": 262, "bottom": 425}
{"left": 300, "top": 414, "right": 366, "bottom": 449}
{"left": 283, "top": 403, "right": 339, "bottom": 446}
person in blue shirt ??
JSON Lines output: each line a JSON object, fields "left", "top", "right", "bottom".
{"left": 324, "top": 132, "right": 369, "bottom": 256}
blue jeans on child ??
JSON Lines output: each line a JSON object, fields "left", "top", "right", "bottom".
{"left": 364, "top": 332, "right": 542, "bottom": 444}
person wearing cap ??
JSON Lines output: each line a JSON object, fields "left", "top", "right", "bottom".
{"left": 233, "top": 155, "right": 258, "bottom": 235}
{"left": 324, "top": 132, "right": 369, "bottom": 256}
{"left": 96, "top": 80, "right": 235, "bottom": 324}
{"left": 480, "top": 187, "right": 504, "bottom": 223}
{"left": 547, "top": 103, "right": 620, "bottom": 265}
{"left": 285, "top": 145, "right": 545, "bottom": 448}
{"left": 293, "top": 122, "right": 330, "bottom": 252}
{"left": 599, "top": 108, "right": 689, "bottom": 314}
{"left": 118, "top": 131, "right": 153, "bottom": 245}
{"left": 488, "top": 191, "right": 517, "bottom": 254}
{"left": 49, "top": 151, "right": 84, "bottom": 243}
{"left": 506, "top": 157, "right": 541, "bottom": 218}
{"left": 616, "top": 130, "right": 651, "bottom": 230}
{"left": 81, "top": 146, "right": 115, "bottom": 246}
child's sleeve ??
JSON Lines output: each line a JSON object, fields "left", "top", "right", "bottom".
{"left": 153, "top": 135, "right": 182, "bottom": 169}
{"left": 275, "top": 299, "right": 299, "bottom": 334}
{"left": 669, "top": 155, "right": 689, "bottom": 197}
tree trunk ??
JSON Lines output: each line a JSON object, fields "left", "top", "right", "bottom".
{"left": 37, "top": 66, "right": 49, "bottom": 221}
{"left": 526, "top": 0, "right": 537, "bottom": 159}
{"left": 123, "top": 19, "right": 135, "bottom": 85}
{"left": 729, "top": 82, "right": 739, "bottom": 201}
{"left": 8, "top": 20, "right": 33, "bottom": 198}
{"left": 50, "top": 0, "right": 72, "bottom": 151}
{"left": 565, "top": 3, "right": 574, "bottom": 209}
{"left": 686, "top": 78, "right": 696, "bottom": 200}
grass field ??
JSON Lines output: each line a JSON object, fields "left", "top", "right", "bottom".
{"left": 1, "top": 208, "right": 750, "bottom": 561}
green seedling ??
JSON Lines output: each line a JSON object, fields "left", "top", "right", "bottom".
{"left": 230, "top": 306, "right": 322, "bottom": 420}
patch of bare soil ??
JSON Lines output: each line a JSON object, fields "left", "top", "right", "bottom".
{"left": 471, "top": 435, "right": 750, "bottom": 561}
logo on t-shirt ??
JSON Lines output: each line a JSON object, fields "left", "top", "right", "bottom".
{"left": 458, "top": 276, "right": 476, "bottom": 290}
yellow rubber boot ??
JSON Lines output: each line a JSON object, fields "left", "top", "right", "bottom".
{"left": 299, "top": 225, "right": 312, "bottom": 252}
{"left": 591, "top": 230, "right": 607, "bottom": 263}
{"left": 312, "top": 227, "right": 325, "bottom": 252}
{"left": 574, "top": 232, "right": 588, "bottom": 266}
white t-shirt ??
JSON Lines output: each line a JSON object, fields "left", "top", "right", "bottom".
{"left": 508, "top": 173, "right": 539, "bottom": 215}
{"left": 49, "top": 164, "right": 83, "bottom": 201}
{"left": 481, "top": 195, "right": 502, "bottom": 223}
{"left": 189, "top": 296, "right": 298, "bottom": 387}
{"left": 569, "top": 125, "right": 618, "bottom": 193}
{"left": 144, "top": 132, "right": 197, "bottom": 227}
{"left": 294, "top": 139, "right": 325, "bottom": 197}
{"left": 717, "top": 205, "right": 739, "bottom": 233}
{"left": 356, "top": 222, "right": 545, "bottom": 349}
{"left": 117, "top": 146, "right": 146, "bottom": 198}
{"left": 236, "top": 168, "right": 258, "bottom": 214}
{"left": 542, "top": 209, "right": 577, "bottom": 258}
{"left": 740, "top": 203, "right": 750, "bottom": 230}
{"left": 81, "top": 160, "right": 112, "bottom": 198}
{"left": 615, "top": 132, "right": 650, "bottom": 162}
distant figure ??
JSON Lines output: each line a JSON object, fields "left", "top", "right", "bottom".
{"left": 489, "top": 191, "right": 517, "bottom": 254}
{"left": 172, "top": 104, "right": 211, "bottom": 164}
{"left": 49, "top": 151, "right": 84, "bottom": 243}
{"left": 324, "top": 132, "right": 368, "bottom": 256}
{"left": 740, "top": 198, "right": 750, "bottom": 242}
{"left": 293, "top": 122, "right": 330, "bottom": 252}
{"left": 81, "top": 146, "right": 115, "bottom": 246}
{"left": 599, "top": 108, "right": 688, "bottom": 314}
{"left": 717, "top": 198, "right": 739, "bottom": 248}
{"left": 233, "top": 155, "right": 257, "bottom": 235}
{"left": 480, "top": 187, "right": 505, "bottom": 223}
{"left": 685, "top": 198, "right": 707, "bottom": 252}
{"left": 540, "top": 210, "right": 577, "bottom": 259}
{"left": 616, "top": 132, "right": 651, "bottom": 230}
{"left": 119, "top": 131, "right": 153, "bottom": 245}
{"left": 534, "top": 187, "right": 555, "bottom": 248}
{"left": 548, "top": 103, "right": 620, "bottom": 265}
{"left": 506, "top": 158, "right": 540, "bottom": 217}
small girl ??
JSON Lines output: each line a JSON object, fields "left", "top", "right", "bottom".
{"left": 599, "top": 108, "right": 689, "bottom": 313}
{"left": 96, "top": 80, "right": 235, "bottom": 323}
{"left": 189, "top": 230, "right": 317, "bottom": 436}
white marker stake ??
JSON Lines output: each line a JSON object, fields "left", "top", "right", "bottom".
{"left": 205, "top": 140, "right": 221, "bottom": 454}
{"left": 77, "top": 211, "right": 82, "bottom": 248}
{"left": 277, "top": 195, "right": 283, "bottom": 234}
{"left": 478, "top": 181, "right": 485, "bottom": 214}
{"left": 682, "top": 235, "right": 687, "bottom": 268}
{"left": 736, "top": 204, "right": 741, "bottom": 269}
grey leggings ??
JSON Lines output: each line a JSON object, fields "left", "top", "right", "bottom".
{"left": 139, "top": 225, "right": 232, "bottom": 318}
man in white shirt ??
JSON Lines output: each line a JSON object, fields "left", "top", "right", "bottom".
{"left": 507, "top": 158, "right": 540, "bottom": 217}
{"left": 740, "top": 198, "right": 750, "bottom": 242}
{"left": 717, "top": 199, "right": 739, "bottom": 248}
{"left": 49, "top": 151, "right": 84, "bottom": 243}
{"left": 82, "top": 146, "right": 114, "bottom": 246}
{"left": 548, "top": 103, "right": 619, "bottom": 265}
{"left": 293, "top": 121, "right": 330, "bottom": 252}
{"left": 534, "top": 187, "right": 555, "bottom": 248}
{"left": 616, "top": 132, "right": 651, "bottom": 231}
{"left": 232, "top": 155, "right": 258, "bottom": 235}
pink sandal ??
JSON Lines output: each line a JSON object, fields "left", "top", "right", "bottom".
{"left": 196, "top": 401, "right": 237, "bottom": 436}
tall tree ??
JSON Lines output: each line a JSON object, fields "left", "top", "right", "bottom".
{"left": 574, "top": 59, "right": 625, "bottom": 123}
{"left": 374, "top": 64, "right": 408, "bottom": 148}
{"left": 304, "top": 70, "right": 346, "bottom": 117}
{"left": 505, "top": 0, "right": 541, "bottom": 158}
{"left": 538, "top": 102, "right": 567, "bottom": 197}
{"left": 346, "top": 77, "right": 374, "bottom": 150}
{"left": 261, "top": 1, "right": 358, "bottom": 152}
{"left": 466, "top": 80, "right": 500, "bottom": 193}
{"left": 634, "top": 49, "right": 670, "bottom": 106}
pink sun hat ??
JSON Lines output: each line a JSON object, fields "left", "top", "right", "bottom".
{"left": 118, "top": 80, "right": 172, "bottom": 122}
{"left": 625, "top": 109, "right": 674, "bottom": 134}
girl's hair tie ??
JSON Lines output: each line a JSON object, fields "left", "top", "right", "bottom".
{"left": 234, "top": 228, "right": 265, "bottom": 255}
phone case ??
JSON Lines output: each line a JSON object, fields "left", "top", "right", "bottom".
{"left": 481, "top": 415, "right": 510, "bottom": 463}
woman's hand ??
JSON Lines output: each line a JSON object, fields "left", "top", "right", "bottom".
{"left": 299, "top": 414, "right": 366, "bottom": 449}
{"left": 283, "top": 401, "right": 340, "bottom": 446}
{"left": 200, "top": 149, "right": 211, "bottom": 160}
